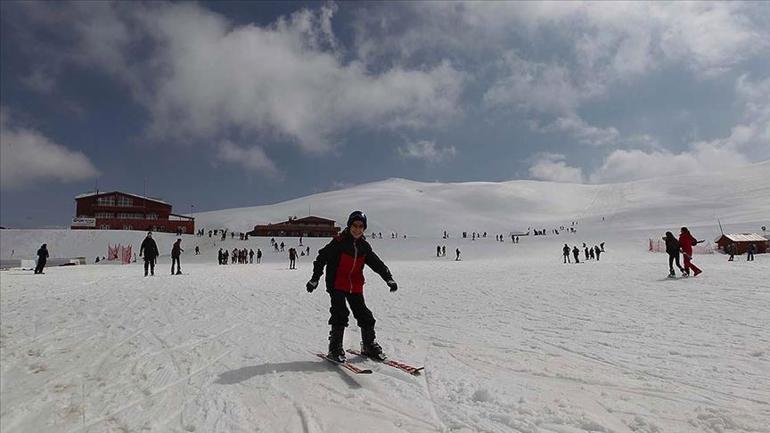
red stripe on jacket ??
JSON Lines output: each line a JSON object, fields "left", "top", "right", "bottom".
{"left": 333, "top": 252, "right": 367, "bottom": 293}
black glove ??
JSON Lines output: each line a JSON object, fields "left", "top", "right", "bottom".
{"left": 386, "top": 280, "right": 398, "bottom": 292}
{"left": 306, "top": 279, "right": 318, "bottom": 293}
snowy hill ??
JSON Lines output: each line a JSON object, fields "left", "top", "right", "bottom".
{"left": 1, "top": 162, "right": 769, "bottom": 433}
{"left": 194, "top": 160, "right": 770, "bottom": 236}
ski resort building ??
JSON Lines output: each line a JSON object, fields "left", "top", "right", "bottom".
{"left": 714, "top": 233, "right": 768, "bottom": 255}
{"left": 72, "top": 191, "right": 194, "bottom": 233}
{"left": 249, "top": 216, "right": 340, "bottom": 237}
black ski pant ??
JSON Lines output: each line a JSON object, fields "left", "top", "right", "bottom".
{"left": 171, "top": 256, "right": 181, "bottom": 274}
{"left": 289, "top": 258, "right": 296, "bottom": 269}
{"left": 34, "top": 258, "right": 46, "bottom": 274}
{"left": 668, "top": 253, "right": 683, "bottom": 274}
{"left": 328, "top": 290, "right": 375, "bottom": 330}
{"left": 144, "top": 257, "right": 156, "bottom": 276}
{"left": 563, "top": 254, "right": 570, "bottom": 263}
{"left": 747, "top": 252, "right": 754, "bottom": 261}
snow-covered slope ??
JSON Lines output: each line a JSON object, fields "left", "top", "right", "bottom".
{"left": 1, "top": 162, "right": 769, "bottom": 433}
{"left": 194, "top": 160, "right": 770, "bottom": 236}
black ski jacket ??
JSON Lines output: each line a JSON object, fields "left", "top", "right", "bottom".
{"left": 311, "top": 230, "right": 392, "bottom": 294}
{"left": 140, "top": 237, "right": 159, "bottom": 259}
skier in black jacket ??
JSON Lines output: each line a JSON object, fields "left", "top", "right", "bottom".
{"left": 306, "top": 211, "right": 397, "bottom": 363}
{"left": 34, "top": 243, "right": 49, "bottom": 274}
{"left": 139, "top": 232, "right": 159, "bottom": 276}
{"left": 663, "top": 231, "right": 685, "bottom": 277}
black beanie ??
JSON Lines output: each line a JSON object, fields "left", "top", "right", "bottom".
{"left": 347, "top": 211, "right": 367, "bottom": 229}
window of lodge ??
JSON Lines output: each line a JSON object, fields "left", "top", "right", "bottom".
{"left": 97, "top": 196, "right": 115, "bottom": 206}
{"left": 117, "top": 196, "right": 133, "bottom": 207}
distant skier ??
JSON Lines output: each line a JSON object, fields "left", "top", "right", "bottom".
{"left": 256, "top": 248, "right": 262, "bottom": 264}
{"left": 584, "top": 246, "right": 589, "bottom": 261}
{"left": 171, "top": 238, "right": 184, "bottom": 275}
{"left": 442, "top": 245, "right": 446, "bottom": 257}
{"left": 218, "top": 248, "right": 224, "bottom": 265}
{"left": 306, "top": 211, "right": 397, "bottom": 363}
{"left": 455, "top": 248, "right": 461, "bottom": 261}
{"left": 594, "top": 245, "right": 601, "bottom": 261}
{"left": 563, "top": 244, "right": 571, "bottom": 264}
{"left": 289, "top": 247, "right": 298, "bottom": 269}
{"left": 747, "top": 243, "right": 757, "bottom": 261}
{"left": 572, "top": 246, "right": 580, "bottom": 263}
{"left": 194, "top": 245, "right": 200, "bottom": 255}
{"left": 34, "top": 243, "right": 49, "bottom": 274}
{"left": 589, "top": 248, "right": 595, "bottom": 260}
{"left": 726, "top": 243, "right": 736, "bottom": 261}
{"left": 600, "top": 242, "right": 605, "bottom": 252}
{"left": 437, "top": 245, "right": 441, "bottom": 257}
{"left": 663, "top": 232, "right": 685, "bottom": 277}
{"left": 139, "top": 232, "right": 159, "bottom": 276}
{"left": 678, "top": 227, "right": 702, "bottom": 277}
{"left": 249, "top": 249, "right": 254, "bottom": 264}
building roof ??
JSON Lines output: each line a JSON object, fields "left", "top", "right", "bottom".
{"left": 717, "top": 233, "right": 768, "bottom": 242}
{"left": 75, "top": 191, "right": 169, "bottom": 206}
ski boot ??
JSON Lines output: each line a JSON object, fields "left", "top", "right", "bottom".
{"left": 327, "top": 326, "right": 346, "bottom": 363}
{"left": 668, "top": 271, "right": 676, "bottom": 278}
{"left": 361, "top": 326, "right": 387, "bottom": 361}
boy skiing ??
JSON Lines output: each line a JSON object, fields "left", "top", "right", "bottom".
{"left": 306, "top": 211, "right": 398, "bottom": 363}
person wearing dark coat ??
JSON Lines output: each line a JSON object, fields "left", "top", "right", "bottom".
{"left": 139, "top": 232, "right": 159, "bottom": 276}
{"left": 594, "top": 245, "right": 601, "bottom": 261}
{"left": 663, "top": 231, "right": 685, "bottom": 277}
{"left": 171, "top": 238, "right": 184, "bottom": 275}
{"left": 563, "top": 244, "right": 571, "bottom": 263}
{"left": 572, "top": 246, "right": 580, "bottom": 263}
{"left": 306, "top": 211, "right": 397, "bottom": 363}
{"left": 288, "top": 247, "right": 298, "bottom": 269}
{"left": 726, "top": 243, "right": 736, "bottom": 261}
{"left": 256, "top": 248, "right": 262, "bottom": 263}
{"left": 747, "top": 243, "right": 757, "bottom": 261}
{"left": 34, "top": 243, "right": 49, "bottom": 274}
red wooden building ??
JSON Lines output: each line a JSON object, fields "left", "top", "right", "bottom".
{"left": 714, "top": 233, "right": 768, "bottom": 255}
{"left": 250, "top": 216, "right": 340, "bottom": 237}
{"left": 72, "top": 191, "right": 194, "bottom": 233}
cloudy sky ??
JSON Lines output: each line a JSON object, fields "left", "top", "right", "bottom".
{"left": 1, "top": 1, "right": 768, "bottom": 227}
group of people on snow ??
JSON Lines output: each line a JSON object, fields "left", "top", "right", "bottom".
{"left": 662, "top": 227, "right": 703, "bottom": 278}
{"left": 562, "top": 242, "right": 604, "bottom": 264}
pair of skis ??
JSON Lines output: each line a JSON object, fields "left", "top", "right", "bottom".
{"left": 315, "top": 349, "right": 424, "bottom": 376}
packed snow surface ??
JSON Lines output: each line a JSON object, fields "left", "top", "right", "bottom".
{"left": 1, "top": 163, "right": 769, "bottom": 433}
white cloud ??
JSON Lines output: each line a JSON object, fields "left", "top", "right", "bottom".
{"left": 398, "top": 139, "right": 456, "bottom": 163}
{"left": 528, "top": 153, "right": 584, "bottom": 183}
{"left": 17, "top": 2, "right": 464, "bottom": 156}
{"left": 216, "top": 140, "right": 279, "bottom": 177}
{"left": 588, "top": 144, "right": 749, "bottom": 184}
{"left": 0, "top": 108, "right": 100, "bottom": 189}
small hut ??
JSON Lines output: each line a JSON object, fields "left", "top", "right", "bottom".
{"left": 714, "top": 233, "right": 769, "bottom": 255}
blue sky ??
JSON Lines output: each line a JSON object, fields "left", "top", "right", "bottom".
{"left": 1, "top": 1, "right": 768, "bottom": 227}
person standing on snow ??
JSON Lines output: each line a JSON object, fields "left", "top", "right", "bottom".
{"left": 563, "top": 244, "right": 571, "bottom": 263}
{"left": 256, "top": 248, "right": 262, "bottom": 264}
{"left": 678, "top": 227, "right": 703, "bottom": 277}
{"left": 289, "top": 247, "right": 298, "bottom": 269}
{"left": 726, "top": 243, "right": 736, "bottom": 261}
{"left": 747, "top": 243, "right": 757, "bottom": 261}
{"left": 171, "top": 238, "right": 184, "bottom": 275}
{"left": 34, "top": 243, "right": 49, "bottom": 274}
{"left": 139, "top": 232, "right": 159, "bottom": 276}
{"left": 572, "top": 246, "right": 580, "bottom": 263}
{"left": 306, "top": 211, "right": 398, "bottom": 363}
{"left": 663, "top": 232, "right": 685, "bottom": 277}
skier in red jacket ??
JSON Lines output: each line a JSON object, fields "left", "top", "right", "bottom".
{"left": 678, "top": 227, "right": 703, "bottom": 277}
{"left": 306, "top": 211, "right": 398, "bottom": 362}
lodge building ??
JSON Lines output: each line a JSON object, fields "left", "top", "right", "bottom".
{"left": 249, "top": 216, "right": 340, "bottom": 237}
{"left": 72, "top": 191, "right": 194, "bottom": 233}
